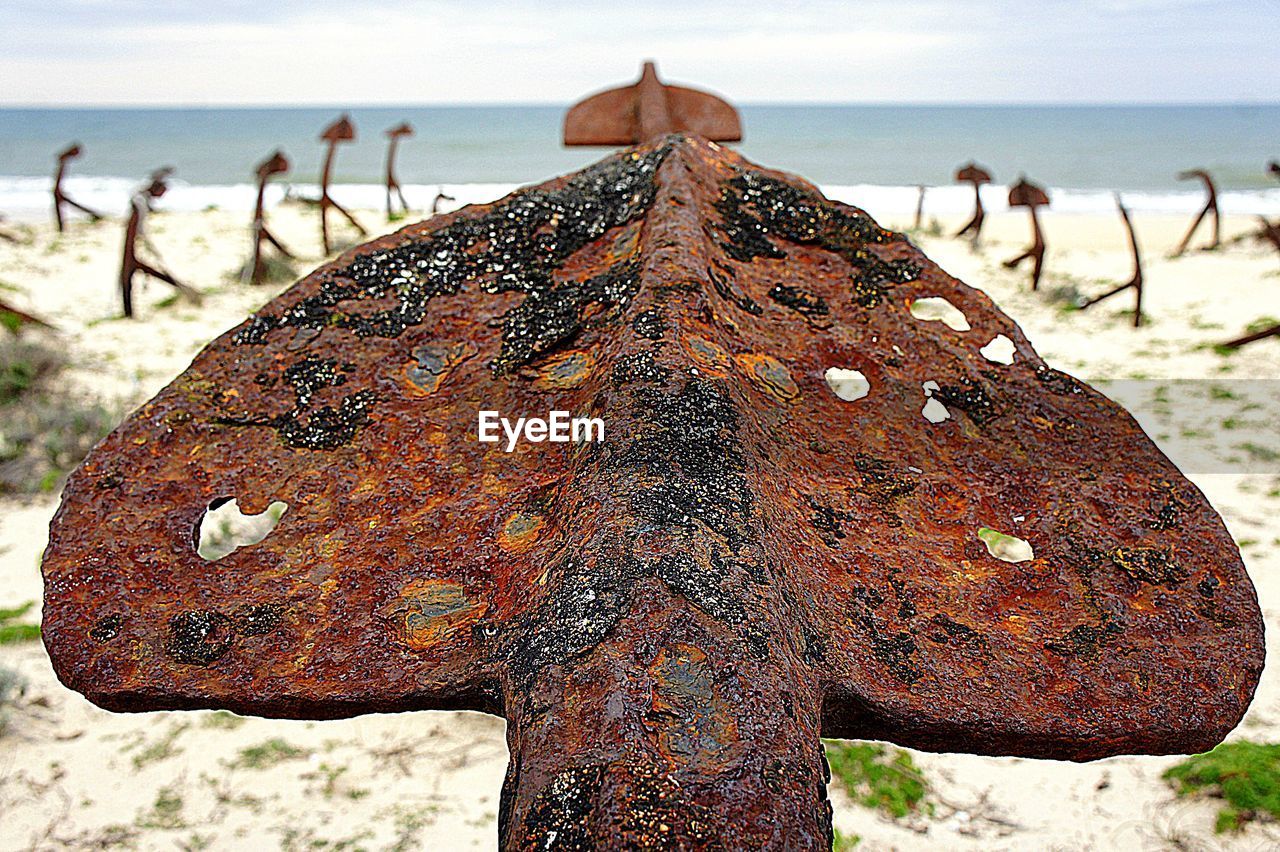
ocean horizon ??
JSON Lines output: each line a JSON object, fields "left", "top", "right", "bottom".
{"left": 3, "top": 104, "right": 1278, "bottom": 220}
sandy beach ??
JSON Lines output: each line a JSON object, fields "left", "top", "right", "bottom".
{"left": 2, "top": 197, "right": 1278, "bottom": 850}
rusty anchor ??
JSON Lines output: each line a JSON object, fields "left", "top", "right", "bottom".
{"left": 1078, "top": 194, "right": 1146, "bottom": 327}
{"left": 564, "top": 61, "right": 741, "bottom": 146}
{"left": 43, "top": 74, "right": 1264, "bottom": 850}
{"left": 1171, "top": 168, "right": 1220, "bottom": 257}
{"left": 431, "top": 191, "right": 456, "bottom": 216}
{"left": 1002, "top": 177, "right": 1050, "bottom": 290}
{"left": 245, "top": 150, "right": 297, "bottom": 286}
{"left": 318, "top": 114, "right": 368, "bottom": 254}
{"left": 953, "top": 162, "right": 992, "bottom": 246}
{"left": 53, "top": 143, "right": 105, "bottom": 232}
{"left": 384, "top": 122, "right": 414, "bottom": 220}
{"left": 118, "top": 169, "right": 200, "bottom": 318}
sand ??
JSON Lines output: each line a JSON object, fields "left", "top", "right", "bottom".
{"left": 1, "top": 198, "right": 1278, "bottom": 851}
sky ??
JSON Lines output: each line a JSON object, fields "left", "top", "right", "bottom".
{"left": 1, "top": 0, "right": 1278, "bottom": 106}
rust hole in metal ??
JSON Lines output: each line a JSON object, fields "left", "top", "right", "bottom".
{"left": 824, "top": 367, "right": 870, "bottom": 402}
{"left": 908, "top": 296, "right": 970, "bottom": 331}
{"left": 194, "top": 497, "right": 288, "bottom": 562}
{"left": 921, "top": 381, "right": 952, "bottom": 424}
{"left": 980, "top": 334, "right": 1017, "bottom": 365}
{"left": 978, "top": 526, "right": 1035, "bottom": 563}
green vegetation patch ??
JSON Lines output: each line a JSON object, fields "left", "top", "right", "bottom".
{"left": 1164, "top": 740, "right": 1280, "bottom": 832}
{"left": 229, "top": 737, "right": 311, "bottom": 770}
{"left": 0, "top": 337, "right": 120, "bottom": 494}
{"left": 0, "top": 600, "right": 40, "bottom": 645}
{"left": 824, "top": 740, "right": 932, "bottom": 819}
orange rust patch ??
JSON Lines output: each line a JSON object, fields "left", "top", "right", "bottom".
{"left": 736, "top": 352, "right": 799, "bottom": 402}
{"left": 683, "top": 334, "right": 732, "bottom": 376}
{"left": 499, "top": 511, "right": 546, "bottom": 553}
{"left": 381, "top": 578, "right": 486, "bottom": 651}
{"left": 647, "top": 643, "right": 738, "bottom": 768}
{"left": 403, "top": 341, "right": 477, "bottom": 395}
{"left": 529, "top": 350, "right": 594, "bottom": 390}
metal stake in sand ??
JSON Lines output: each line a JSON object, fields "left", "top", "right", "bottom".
{"left": 1078, "top": 194, "right": 1146, "bottom": 327}
{"left": 1221, "top": 319, "right": 1280, "bottom": 350}
{"left": 1002, "top": 176, "right": 1050, "bottom": 290}
{"left": 318, "top": 114, "right": 368, "bottom": 254}
{"left": 43, "top": 76, "right": 1264, "bottom": 850}
{"left": 914, "top": 185, "right": 927, "bottom": 230}
{"left": 246, "top": 150, "right": 296, "bottom": 286}
{"left": 1171, "top": 168, "right": 1220, "bottom": 257}
{"left": 430, "top": 191, "right": 456, "bottom": 216}
{"left": 53, "top": 143, "right": 105, "bottom": 232}
{"left": 118, "top": 169, "right": 200, "bottom": 318}
{"left": 384, "top": 122, "right": 414, "bottom": 220}
{"left": 953, "top": 162, "right": 992, "bottom": 246}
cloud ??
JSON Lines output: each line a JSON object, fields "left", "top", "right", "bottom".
{"left": 0, "top": 0, "right": 1276, "bottom": 104}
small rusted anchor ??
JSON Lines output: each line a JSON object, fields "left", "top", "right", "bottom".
{"left": 384, "top": 122, "right": 414, "bottom": 220}
{"left": 246, "top": 150, "right": 296, "bottom": 285}
{"left": 1002, "top": 176, "right": 1049, "bottom": 289}
{"left": 563, "top": 60, "right": 740, "bottom": 146}
{"left": 431, "top": 191, "right": 456, "bottom": 216}
{"left": 118, "top": 169, "right": 200, "bottom": 318}
{"left": 953, "top": 162, "right": 992, "bottom": 246}
{"left": 1079, "top": 194, "right": 1146, "bottom": 327}
{"left": 1171, "top": 169, "right": 1220, "bottom": 256}
{"left": 53, "top": 143, "right": 105, "bottom": 232}
{"left": 318, "top": 114, "right": 367, "bottom": 254}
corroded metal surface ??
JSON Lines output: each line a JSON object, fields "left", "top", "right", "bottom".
{"left": 564, "top": 62, "right": 741, "bottom": 145}
{"left": 43, "top": 136, "right": 1263, "bottom": 849}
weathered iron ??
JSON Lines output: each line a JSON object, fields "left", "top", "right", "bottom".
{"left": 1079, "top": 194, "right": 1146, "bottom": 327}
{"left": 1171, "top": 168, "right": 1220, "bottom": 257}
{"left": 246, "top": 150, "right": 296, "bottom": 286}
{"left": 118, "top": 169, "right": 199, "bottom": 318}
{"left": 1002, "top": 177, "right": 1050, "bottom": 290}
{"left": 564, "top": 62, "right": 741, "bottom": 146}
{"left": 384, "top": 122, "right": 414, "bottom": 219}
{"left": 318, "top": 114, "right": 368, "bottom": 254}
{"left": 953, "top": 162, "right": 992, "bottom": 245}
{"left": 53, "top": 143, "right": 104, "bottom": 232}
{"left": 44, "top": 136, "right": 1264, "bottom": 848}
{"left": 1221, "top": 319, "right": 1280, "bottom": 350}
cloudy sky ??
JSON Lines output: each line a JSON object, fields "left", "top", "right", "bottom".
{"left": 2, "top": 0, "right": 1277, "bottom": 106}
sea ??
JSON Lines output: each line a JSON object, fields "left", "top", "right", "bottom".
{"left": 1, "top": 105, "right": 1278, "bottom": 221}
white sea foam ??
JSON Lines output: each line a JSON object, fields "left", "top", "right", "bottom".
{"left": 0, "top": 177, "right": 521, "bottom": 221}
{"left": 3, "top": 175, "right": 1279, "bottom": 222}
{"left": 819, "top": 183, "right": 1280, "bottom": 219}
